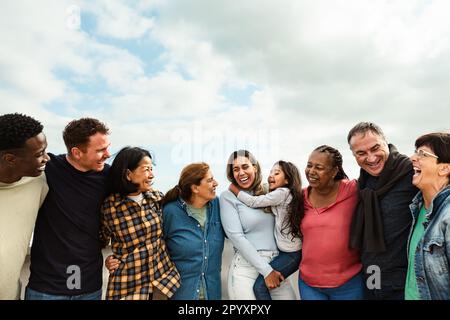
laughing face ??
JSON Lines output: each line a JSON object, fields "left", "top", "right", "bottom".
{"left": 127, "top": 156, "right": 154, "bottom": 194}
{"left": 77, "top": 132, "right": 111, "bottom": 172}
{"left": 14, "top": 132, "right": 50, "bottom": 178}
{"left": 305, "top": 151, "right": 338, "bottom": 190}
{"left": 232, "top": 156, "right": 257, "bottom": 190}
{"left": 349, "top": 131, "right": 390, "bottom": 177}
{"left": 410, "top": 145, "right": 439, "bottom": 190}
{"left": 268, "top": 164, "right": 288, "bottom": 191}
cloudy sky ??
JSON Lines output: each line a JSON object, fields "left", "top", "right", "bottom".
{"left": 1, "top": 0, "right": 449, "bottom": 193}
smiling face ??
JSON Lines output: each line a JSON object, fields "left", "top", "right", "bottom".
{"left": 192, "top": 169, "right": 218, "bottom": 202}
{"left": 127, "top": 156, "right": 154, "bottom": 194}
{"left": 268, "top": 164, "right": 288, "bottom": 191}
{"left": 349, "top": 131, "right": 390, "bottom": 177}
{"left": 232, "top": 156, "right": 257, "bottom": 190}
{"left": 305, "top": 151, "right": 338, "bottom": 190}
{"left": 14, "top": 132, "right": 50, "bottom": 178}
{"left": 75, "top": 132, "right": 111, "bottom": 172}
{"left": 410, "top": 145, "right": 444, "bottom": 191}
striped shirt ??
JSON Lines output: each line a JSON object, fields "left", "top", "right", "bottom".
{"left": 100, "top": 190, "right": 180, "bottom": 300}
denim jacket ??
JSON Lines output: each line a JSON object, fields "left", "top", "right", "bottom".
{"left": 162, "top": 197, "right": 224, "bottom": 300}
{"left": 407, "top": 185, "right": 450, "bottom": 300}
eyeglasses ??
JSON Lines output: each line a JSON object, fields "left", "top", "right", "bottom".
{"left": 413, "top": 149, "right": 439, "bottom": 159}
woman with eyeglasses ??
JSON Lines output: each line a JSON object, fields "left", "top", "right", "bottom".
{"left": 405, "top": 132, "right": 450, "bottom": 300}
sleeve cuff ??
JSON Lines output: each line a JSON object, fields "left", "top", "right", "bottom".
{"left": 261, "top": 265, "right": 274, "bottom": 278}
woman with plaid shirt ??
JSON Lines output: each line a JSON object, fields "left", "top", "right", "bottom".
{"left": 100, "top": 147, "right": 180, "bottom": 300}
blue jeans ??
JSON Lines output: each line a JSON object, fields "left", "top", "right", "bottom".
{"left": 253, "top": 250, "right": 301, "bottom": 300}
{"left": 298, "top": 272, "right": 364, "bottom": 300}
{"left": 25, "top": 287, "right": 102, "bottom": 300}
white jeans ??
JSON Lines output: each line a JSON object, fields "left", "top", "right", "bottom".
{"left": 227, "top": 250, "right": 297, "bottom": 300}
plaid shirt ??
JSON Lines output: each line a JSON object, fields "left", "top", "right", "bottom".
{"left": 100, "top": 190, "right": 180, "bottom": 300}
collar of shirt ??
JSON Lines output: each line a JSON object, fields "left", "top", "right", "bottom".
{"left": 177, "top": 196, "right": 211, "bottom": 217}
{"left": 112, "top": 190, "right": 163, "bottom": 207}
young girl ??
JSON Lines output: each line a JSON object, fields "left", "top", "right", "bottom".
{"left": 228, "top": 160, "right": 303, "bottom": 300}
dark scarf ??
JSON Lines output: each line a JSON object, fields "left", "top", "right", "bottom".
{"left": 349, "top": 144, "right": 413, "bottom": 253}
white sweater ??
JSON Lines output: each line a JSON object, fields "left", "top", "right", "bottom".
{"left": 0, "top": 174, "right": 48, "bottom": 300}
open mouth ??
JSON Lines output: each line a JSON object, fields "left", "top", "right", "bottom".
{"left": 37, "top": 165, "right": 46, "bottom": 171}
{"left": 308, "top": 176, "right": 319, "bottom": 183}
{"left": 413, "top": 166, "right": 422, "bottom": 177}
{"left": 366, "top": 159, "right": 382, "bottom": 171}
{"left": 239, "top": 176, "right": 249, "bottom": 183}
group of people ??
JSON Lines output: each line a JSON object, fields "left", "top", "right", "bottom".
{"left": 1, "top": 112, "right": 449, "bottom": 300}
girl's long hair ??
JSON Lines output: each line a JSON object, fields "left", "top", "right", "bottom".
{"left": 277, "top": 160, "right": 304, "bottom": 240}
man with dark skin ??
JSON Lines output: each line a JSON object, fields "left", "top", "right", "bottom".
{"left": 0, "top": 113, "right": 50, "bottom": 300}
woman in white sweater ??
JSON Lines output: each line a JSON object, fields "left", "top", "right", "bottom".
{"left": 228, "top": 160, "right": 303, "bottom": 300}
{"left": 219, "top": 150, "right": 296, "bottom": 300}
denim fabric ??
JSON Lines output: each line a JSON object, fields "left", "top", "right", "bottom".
{"left": 228, "top": 251, "right": 297, "bottom": 300}
{"left": 25, "top": 287, "right": 102, "bottom": 300}
{"left": 407, "top": 186, "right": 450, "bottom": 300}
{"left": 253, "top": 250, "right": 301, "bottom": 300}
{"left": 360, "top": 171, "right": 417, "bottom": 298}
{"left": 298, "top": 272, "right": 364, "bottom": 300}
{"left": 162, "top": 197, "right": 224, "bottom": 300}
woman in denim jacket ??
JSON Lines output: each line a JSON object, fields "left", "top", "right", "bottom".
{"left": 161, "top": 162, "right": 225, "bottom": 300}
{"left": 105, "top": 162, "right": 224, "bottom": 300}
{"left": 405, "top": 132, "right": 450, "bottom": 300}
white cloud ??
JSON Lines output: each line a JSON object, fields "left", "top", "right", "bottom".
{"left": 84, "top": 0, "right": 154, "bottom": 39}
{"left": 1, "top": 0, "right": 450, "bottom": 192}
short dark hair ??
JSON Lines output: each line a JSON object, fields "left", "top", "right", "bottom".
{"left": 63, "top": 118, "right": 109, "bottom": 153}
{"left": 347, "top": 122, "right": 386, "bottom": 144}
{"left": 108, "top": 146, "right": 152, "bottom": 197}
{"left": 415, "top": 132, "right": 450, "bottom": 164}
{"left": 0, "top": 113, "right": 43, "bottom": 151}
